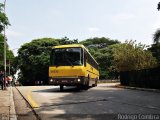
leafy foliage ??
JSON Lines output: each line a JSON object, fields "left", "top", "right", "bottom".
{"left": 16, "top": 37, "right": 79, "bottom": 85}
{"left": 16, "top": 36, "right": 158, "bottom": 85}
{"left": 0, "top": 3, "right": 10, "bottom": 32}
{"left": 93, "top": 46, "right": 114, "bottom": 79}
{"left": 58, "top": 36, "right": 78, "bottom": 45}
{"left": 80, "top": 37, "right": 120, "bottom": 47}
{"left": 16, "top": 38, "right": 59, "bottom": 85}
{"left": 148, "top": 43, "right": 160, "bottom": 66}
{"left": 153, "top": 29, "right": 160, "bottom": 44}
{"left": 0, "top": 2, "right": 13, "bottom": 75}
{"left": 82, "top": 37, "right": 120, "bottom": 79}
{"left": 112, "top": 41, "right": 157, "bottom": 72}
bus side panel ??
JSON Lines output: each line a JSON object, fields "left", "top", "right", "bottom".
{"left": 84, "top": 63, "right": 99, "bottom": 86}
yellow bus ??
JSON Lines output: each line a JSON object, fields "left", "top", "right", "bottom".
{"left": 49, "top": 44, "right": 99, "bottom": 91}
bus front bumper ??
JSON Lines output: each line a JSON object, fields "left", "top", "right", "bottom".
{"left": 49, "top": 77, "right": 85, "bottom": 86}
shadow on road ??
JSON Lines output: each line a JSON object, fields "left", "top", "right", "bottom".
{"left": 24, "top": 85, "right": 160, "bottom": 120}
{"left": 33, "top": 86, "right": 119, "bottom": 120}
{"left": 32, "top": 86, "right": 83, "bottom": 93}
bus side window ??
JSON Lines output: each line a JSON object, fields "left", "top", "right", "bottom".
{"left": 50, "top": 50, "right": 53, "bottom": 65}
{"left": 84, "top": 51, "right": 87, "bottom": 67}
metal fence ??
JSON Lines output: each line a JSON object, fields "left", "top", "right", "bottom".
{"left": 120, "top": 67, "right": 160, "bottom": 89}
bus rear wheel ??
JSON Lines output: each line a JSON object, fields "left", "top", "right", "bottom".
{"left": 92, "top": 79, "right": 98, "bottom": 87}
{"left": 60, "top": 85, "right": 64, "bottom": 91}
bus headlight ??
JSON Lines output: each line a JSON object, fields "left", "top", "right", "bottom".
{"left": 77, "top": 79, "right": 81, "bottom": 82}
{"left": 50, "top": 79, "right": 53, "bottom": 82}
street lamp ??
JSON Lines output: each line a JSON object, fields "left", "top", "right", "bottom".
{"left": 3, "top": 0, "right": 7, "bottom": 90}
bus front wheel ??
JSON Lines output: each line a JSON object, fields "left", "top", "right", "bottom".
{"left": 83, "top": 85, "right": 89, "bottom": 90}
{"left": 83, "top": 76, "right": 90, "bottom": 90}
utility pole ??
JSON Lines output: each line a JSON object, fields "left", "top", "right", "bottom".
{"left": 3, "top": 0, "right": 7, "bottom": 90}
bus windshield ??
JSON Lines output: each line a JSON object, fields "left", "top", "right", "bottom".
{"left": 51, "top": 47, "right": 83, "bottom": 66}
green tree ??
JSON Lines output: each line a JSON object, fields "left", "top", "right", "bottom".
{"left": 148, "top": 43, "right": 160, "bottom": 66}
{"left": 0, "top": 35, "right": 14, "bottom": 74}
{"left": 80, "top": 37, "right": 120, "bottom": 47}
{"left": 0, "top": 2, "right": 13, "bottom": 74}
{"left": 17, "top": 38, "right": 59, "bottom": 85}
{"left": 94, "top": 52, "right": 110, "bottom": 79}
{"left": 80, "top": 37, "right": 120, "bottom": 79}
{"left": 112, "top": 41, "right": 157, "bottom": 72}
{"left": 149, "top": 29, "right": 160, "bottom": 66}
{"left": 93, "top": 45, "right": 121, "bottom": 79}
{"left": 58, "top": 36, "right": 78, "bottom": 45}
{"left": 0, "top": 3, "right": 10, "bottom": 33}
{"left": 153, "top": 29, "right": 160, "bottom": 44}
{"left": 16, "top": 37, "right": 79, "bottom": 85}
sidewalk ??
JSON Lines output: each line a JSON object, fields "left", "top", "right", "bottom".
{"left": 0, "top": 87, "right": 17, "bottom": 120}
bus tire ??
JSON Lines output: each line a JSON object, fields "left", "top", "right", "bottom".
{"left": 83, "top": 75, "right": 90, "bottom": 90}
{"left": 83, "top": 85, "right": 89, "bottom": 90}
{"left": 77, "top": 85, "right": 82, "bottom": 90}
{"left": 60, "top": 85, "right": 64, "bottom": 91}
{"left": 93, "top": 78, "right": 98, "bottom": 87}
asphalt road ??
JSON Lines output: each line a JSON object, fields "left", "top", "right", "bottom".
{"left": 14, "top": 83, "right": 160, "bottom": 120}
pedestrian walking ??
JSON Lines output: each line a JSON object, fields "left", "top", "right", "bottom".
{"left": 5, "top": 76, "right": 9, "bottom": 87}
{"left": 0, "top": 71, "right": 4, "bottom": 90}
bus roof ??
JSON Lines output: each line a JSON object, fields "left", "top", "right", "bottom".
{"left": 53, "top": 44, "right": 85, "bottom": 49}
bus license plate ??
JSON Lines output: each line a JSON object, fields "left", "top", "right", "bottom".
{"left": 62, "top": 80, "right": 67, "bottom": 83}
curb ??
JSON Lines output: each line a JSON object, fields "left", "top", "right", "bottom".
{"left": 15, "top": 87, "right": 41, "bottom": 120}
{"left": 115, "top": 84, "right": 160, "bottom": 93}
{"left": 98, "top": 80, "right": 120, "bottom": 83}
{"left": 9, "top": 87, "right": 17, "bottom": 120}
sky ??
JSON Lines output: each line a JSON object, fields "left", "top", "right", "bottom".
{"left": 1, "top": 0, "right": 160, "bottom": 55}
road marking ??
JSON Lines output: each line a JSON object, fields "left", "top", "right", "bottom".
{"left": 27, "top": 90, "right": 39, "bottom": 108}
